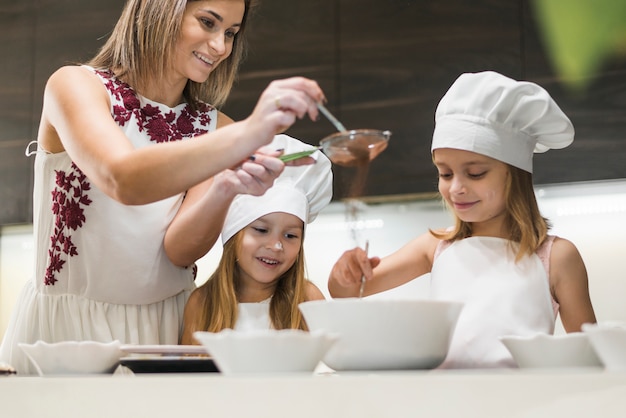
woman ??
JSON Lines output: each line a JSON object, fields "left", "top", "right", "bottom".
{"left": 0, "top": 0, "right": 326, "bottom": 374}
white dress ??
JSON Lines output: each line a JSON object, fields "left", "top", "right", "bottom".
{"left": 431, "top": 236, "right": 557, "bottom": 368}
{"left": 0, "top": 66, "right": 217, "bottom": 374}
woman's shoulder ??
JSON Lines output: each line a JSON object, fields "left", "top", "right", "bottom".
{"left": 216, "top": 110, "right": 235, "bottom": 129}
{"left": 48, "top": 65, "right": 96, "bottom": 81}
{"left": 45, "top": 65, "right": 107, "bottom": 97}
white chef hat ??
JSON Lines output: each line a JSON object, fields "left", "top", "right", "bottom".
{"left": 221, "top": 134, "right": 333, "bottom": 244}
{"left": 431, "top": 71, "right": 574, "bottom": 172}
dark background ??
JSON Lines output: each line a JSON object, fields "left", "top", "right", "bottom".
{"left": 1, "top": 0, "right": 625, "bottom": 225}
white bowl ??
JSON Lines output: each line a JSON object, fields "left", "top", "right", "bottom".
{"left": 298, "top": 298, "right": 463, "bottom": 371}
{"left": 19, "top": 340, "right": 123, "bottom": 376}
{"left": 193, "top": 329, "right": 338, "bottom": 375}
{"left": 582, "top": 322, "right": 626, "bottom": 371}
{"left": 500, "top": 333, "right": 602, "bottom": 369}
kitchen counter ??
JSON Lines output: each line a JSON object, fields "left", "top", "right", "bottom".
{"left": 1, "top": 369, "right": 625, "bottom": 418}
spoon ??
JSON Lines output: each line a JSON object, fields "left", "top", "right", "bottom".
{"left": 316, "top": 102, "right": 348, "bottom": 132}
{"left": 359, "top": 240, "right": 369, "bottom": 298}
{"left": 278, "top": 102, "right": 345, "bottom": 163}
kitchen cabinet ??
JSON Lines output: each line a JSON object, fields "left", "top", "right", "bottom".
{"left": 1, "top": 0, "right": 625, "bottom": 224}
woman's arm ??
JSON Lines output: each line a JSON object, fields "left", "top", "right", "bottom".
{"left": 40, "top": 66, "right": 324, "bottom": 205}
{"left": 164, "top": 112, "right": 291, "bottom": 266}
{"left": 550, "top": 237, "right": 597, "bottom": 332}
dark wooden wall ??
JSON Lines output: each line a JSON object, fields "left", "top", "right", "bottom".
{"left": 1, "top": 0, "right": 625, "bottom": 225}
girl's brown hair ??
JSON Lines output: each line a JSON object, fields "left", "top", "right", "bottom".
{"left": 189, "top": 229, "right": 311, "bottom": 333}
{"left": 431, "top": 165, "right": 550, "bottom": 261}
{"left": 87, "top": 0, "right": 256, "bottom": 109}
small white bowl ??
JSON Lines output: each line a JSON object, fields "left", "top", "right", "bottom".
{"left": 499, "top": 333, "right": 602, "bottom": 369}
{"left": 582, "top": 322, "right": 626, "bottom": 371}
{"left": 299, "top": 298, "right": 463, "bottom": 371}
{"left": 19, "top": 340, "right": 123, "bottom": 376}
{"left": 193, "top": 329, "right": 338, "bottom": 375}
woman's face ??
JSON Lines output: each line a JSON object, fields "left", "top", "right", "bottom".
{"left": 236, "top": 212, "right": 304, "bottom": 292}
{"left": 174, "top": 0, "right": 245, "bottom": 83}
{"left": 433, "top": 148, "right": 509, "bottom": 234}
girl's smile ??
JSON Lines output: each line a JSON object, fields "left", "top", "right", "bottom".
{"left": 237, "top": 212, "right": 304, "bottom": 291}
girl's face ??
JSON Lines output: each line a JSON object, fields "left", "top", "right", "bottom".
{"left": 433, "top": 148, "right": 509, "bottom": 235}
{"left": 236, "top": 212, "right": 304, "bottom": 296}
{"left": 174, "top": 0, "right": 245, "bottom": 83}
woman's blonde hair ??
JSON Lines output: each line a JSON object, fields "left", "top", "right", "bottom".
{"left": 190, "top": 229, "right": 311, "bottom": 333}
{"left": 87, "top": 0, "right": 256, "bottom": 109}
{"left": 431, "top": 164, "right": 550, "bottom": 261}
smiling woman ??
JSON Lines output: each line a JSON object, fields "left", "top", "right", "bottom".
{"left": 0, "top": 0, "right": 328, "bottom": 375}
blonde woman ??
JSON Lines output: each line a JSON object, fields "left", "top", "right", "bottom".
{"left": 0, "top": 0, "right": 325, "bottom": 374}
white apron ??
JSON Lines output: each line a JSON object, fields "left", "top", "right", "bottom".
{"left": 234, "top": 299, "right": 272, "bottom": 331}
{"left": 431, "top": 236, "right": 556, "bottom": 368}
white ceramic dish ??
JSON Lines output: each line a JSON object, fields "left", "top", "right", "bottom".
{"left": 298, "top": 298, "right": 463, "bottom": 371}
{"left": 499, "top": 333, "right": 602, "bottom": 369}
{"left": 193, "top": 329, "right": 338, "bottom": 375}
{"left": 19, "top": 340, "right": 123, "bottom": 376}
{"left": 582, "top": 322, "right": 626, "bottom": 371}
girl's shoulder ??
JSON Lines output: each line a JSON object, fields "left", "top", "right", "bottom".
{"left": 429, "top": 228, "right": 453, "bottom": 260}
{"left": 548, "top": 235, "right": 582, "bottom": 262}
{"left": 184, "top": 287, "right": 205, "bottom": 313}
{"left": 304, "top": 280, "right": 325, "bottom": 301}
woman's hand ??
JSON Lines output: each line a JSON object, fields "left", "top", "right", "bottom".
{"left": 243, "top": 77, "right": 326, "bottom": 148}
{"left": 222, "top": 143, "right": 317, "bottom": 196}
{"left": 217, "top": 153, "right": 284, "bottom": 197}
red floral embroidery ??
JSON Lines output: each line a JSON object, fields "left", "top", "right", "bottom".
{"left": 96, "top": 69, "right": 213, "bottom": 143}
{"left": 45, "top": 163, "right": 91, "bottom": 285}
{"left": 44, "top": 69, "right": 213, "bottom": 286}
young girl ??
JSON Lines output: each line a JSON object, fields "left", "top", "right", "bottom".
{"left": 181, "top": 134, "right": 333, "bottom": 342}
{"left": 328, "top": 71, "right": 597, "bottom": 368}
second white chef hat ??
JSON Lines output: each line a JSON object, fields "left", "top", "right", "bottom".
{"left": 221, "top": 134, "right": 333, "bottom": 244}
{"left": 431, "top": 71, "right": 574, "bottom": 172}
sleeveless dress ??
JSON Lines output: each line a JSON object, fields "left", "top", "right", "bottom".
{"left": 431, "top": 235, "right": 558, "bottom": 369}
{"left": 0, "top": 66, "right": 217, "bottom": 374}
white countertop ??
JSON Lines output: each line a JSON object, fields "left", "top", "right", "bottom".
{"left": 2, "top": 369, "right": 626, "bottom": 418}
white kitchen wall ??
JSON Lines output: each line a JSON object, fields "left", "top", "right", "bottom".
{"left": 2, "top": 178, "right": 626, "bottom": 340}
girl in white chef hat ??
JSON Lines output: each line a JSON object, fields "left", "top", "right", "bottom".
{"left": 328, "top": 71, "right": 597, "bottom": 368}
{"left": 181, "top": 134, "right": 333, "bottom": 342}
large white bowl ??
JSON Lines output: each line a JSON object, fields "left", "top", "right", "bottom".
{"left": 582, "top": 322, "right": 626, "bottom": 371}
{"left": 193, "top": 329, "right": 338, "bottom": 375}
{"left": 298, "top": 298, "right": 463, "bottom": 371}
{"left": 19, "top": 340, "right": 123, "bottom": 376}
{"left": 499, "top": 333, "right": 602, "bottom": 369}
